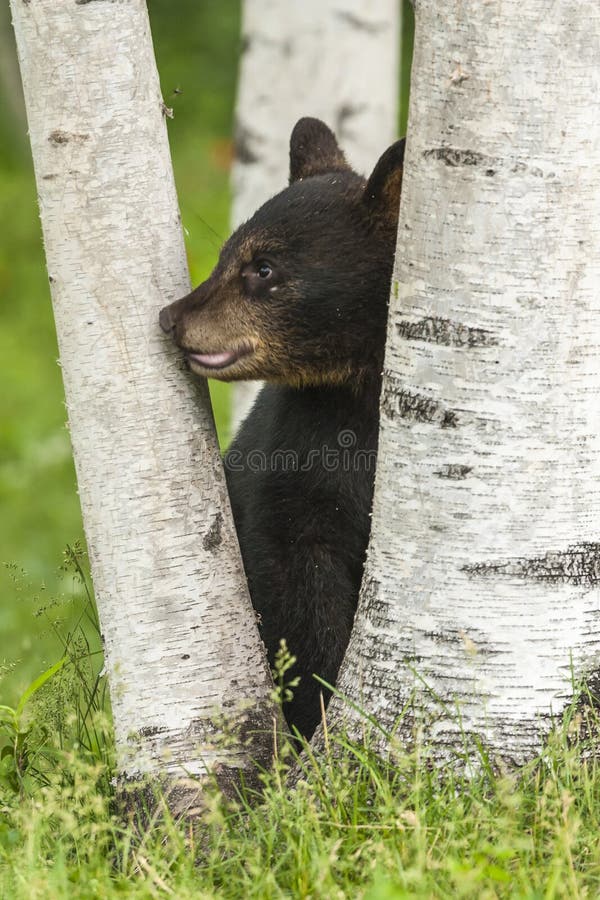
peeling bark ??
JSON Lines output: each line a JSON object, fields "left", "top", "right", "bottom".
{"left": 10, "top": 0, "right": 275, "bottom": 802}
{"left": 230, "top": 0, "right": 400, "bottom": 431}
{"left": 324, "top": 0, "right": 600, "bottom": 765}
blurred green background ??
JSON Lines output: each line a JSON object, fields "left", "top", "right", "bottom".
{"left": 0, "top": 1, "right": 413, "bottom": 704}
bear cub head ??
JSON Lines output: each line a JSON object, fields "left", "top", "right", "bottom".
{"left": 159, "top": 117, "right": 405, "bottom": 388}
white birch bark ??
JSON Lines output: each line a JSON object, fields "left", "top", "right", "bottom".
{"left": 10, "top": 0, "right": 274, "bottom": 805}
{"left": 230, "top": 0, "right": 400, "bottom": 430}
{"left": 326, "top": 0, "right": 600, "bottom": 764}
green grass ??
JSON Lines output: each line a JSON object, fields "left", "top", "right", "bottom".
{"left": 1, "top": 583, "right": 600, "bottom": 900}
{"left": 1, "top": 562, "right": 600, "bottom": 898}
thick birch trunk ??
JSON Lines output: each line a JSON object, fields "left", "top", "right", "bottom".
{"left": 10, "top": 0, "right": 274, "bottom": 806}
{"left": 326, "top": 0, "right": 600, "bottom": 764}
{"left": 230, "top": 0, "right": 400, "bottom": 431}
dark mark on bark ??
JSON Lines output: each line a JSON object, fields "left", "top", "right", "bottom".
{"left": 234, "top": 122, "right": 260, "bottom": 165}
{"left": 336, "top": 10, "right": 386, "bottom": 32}
{"left": 42, "top": 173, "right": 57, "bottom": 180}
{"left": 425, "top": 147, "right": 487, "bottom": 168}
{"left": 49, "top": 131, "right": 70, "bottom": 145}
{"left": 397, "top": 316, "right": 498, "bottom": 348}
{"left": 336, "top": 103, "right": 365, "bottom": 133}
{"left": 358, "top": 576, "right": 398, "bottom": 634}
{"left": 442, "top": 409, "right": 459, "bottom": 428}
{"left": 423, "top": 629, "right": 462, "bottom": 646}
{"left": 48, "top": 129, "right": 89, "bottom": 145}
{"left": 137, "top": 725, "right": 167, "bottom": 739}
{"left": 181, "top": 654, "right": 190, "bottom": 660}
{"left": 435, "top": 464, "right": 472, "bottom": 480}
{"left": 76, "top": 0, "right": 119, "bottom": 4}
{"left": 463, "top": 542, "right": 600, "bottom": 586}
{"left": 203, "top": 512, "right": 223, "bottom": 552}
{"left": 382, "top": 381, "right": 459, "bottom": 429}
{"left": 424, "top": 146, "right": 551, "bottom": 179}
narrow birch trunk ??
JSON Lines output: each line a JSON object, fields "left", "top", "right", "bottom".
{"left": 230, "top": 0, "right": 400, "bottom": 430}
{"left": 325, "top": 0, "right": 600, "bottom": 764}
{"left": 10, "top": 0, "right": 274, "bottom": 808}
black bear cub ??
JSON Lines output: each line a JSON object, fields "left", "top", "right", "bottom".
{"left": 160, "top": 118, "right": 404, "bottom": 739}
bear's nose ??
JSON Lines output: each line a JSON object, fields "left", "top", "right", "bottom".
{"left": 159, "top": 305, "right": 174, "bottom": 334}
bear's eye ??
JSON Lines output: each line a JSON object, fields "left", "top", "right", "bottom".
{"left": 241, "top": 259, "right": 277, "bottom": 292}
{"left": 256, "top": 261, "right": 273, "bottom": 279}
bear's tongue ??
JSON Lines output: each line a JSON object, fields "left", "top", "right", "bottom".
{"left": 188, "top": 350, "right": 238, "bottom": 369}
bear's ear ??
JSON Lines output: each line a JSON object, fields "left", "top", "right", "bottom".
{"left": 289, "top": 117, "right": 350, "bottom": 183}
{"left": 363, "top": 138, "right": 406, "bottom": 226}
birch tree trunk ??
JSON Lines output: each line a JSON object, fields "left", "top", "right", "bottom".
{"left": 10, "top": 0, "right": 274, "bottom": 810}
{"left": 325, "top": 0, "right": 600, "bottom": 765}
{"left": 230, "top": 0, "right": 400, "bottom": 430}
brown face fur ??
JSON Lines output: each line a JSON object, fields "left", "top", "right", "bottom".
{"left": 159, "top": 118, "right": 405, "bottom": 389}
{"left": 161, "top": 228, "right": 277, "bottom": 382}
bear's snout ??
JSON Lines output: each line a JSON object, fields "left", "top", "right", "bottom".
{"left": 159, "top": 305, "right": 175, "bottom": 334}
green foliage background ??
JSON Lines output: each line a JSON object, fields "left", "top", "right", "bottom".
{"left": 0, "top": 1, "right": 412, "bottom": 705}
